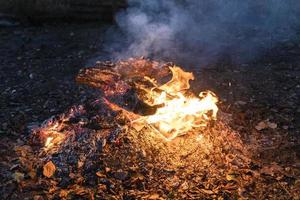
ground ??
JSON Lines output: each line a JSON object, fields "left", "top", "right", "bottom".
{"left": 0, "top": 23, "right": 299, "bottom": 199}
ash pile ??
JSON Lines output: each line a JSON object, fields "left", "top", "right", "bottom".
{"left": 14, "top": 58, "right": 259, "bottom": 199}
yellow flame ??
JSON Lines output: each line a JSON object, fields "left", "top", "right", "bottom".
{"left": 45, "top": 137, "right": 54, "bottom": 148}
{"left": 135, "top": 66, "right": 218, "bottom": 141}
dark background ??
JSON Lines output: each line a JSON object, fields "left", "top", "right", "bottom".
{"left": 0, "top": 0, "right": 126, "bottom": 23}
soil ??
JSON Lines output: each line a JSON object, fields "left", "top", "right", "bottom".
{"left": 0, "top": 23, "right": 299, "bottom": 199}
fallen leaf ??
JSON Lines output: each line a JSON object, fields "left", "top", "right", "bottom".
{"left": 200, "top": 189, "right": 214, "bottom": 195}
{"left": 267, "top": 122, "right": 277, "bottom": 129}
{"left": 255, "top": 121, "right": 268, "bottom": 131}
{"left": 105, "top": 167, "right": 111, "bottom": 173}
{"left": 59, "top": 189, "right": 69, "bottom": 198}
{"left": 77, "top": 160, "right": 84, "bottom": 169}
{"left": 96, "top": 171, "right": 106, "bottom": 178}
{"left": 255, "top": 120, "right": 277, "bottom": 130}
{"left": 74, "top": 187, "right": 87, "bottom": 195}
{"left": 148, "top": 193, "right": 160, "bottom": 199}
{"left": 43, "top": 161, "right": 56, "bottom": 178}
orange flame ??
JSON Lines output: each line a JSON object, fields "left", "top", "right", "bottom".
{"left": 134, "top": 66, "right": 219, "bottom": 141}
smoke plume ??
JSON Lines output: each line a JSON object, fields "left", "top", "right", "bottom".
{"left": 103, "top": 0, "right": 300, "bottom": 66}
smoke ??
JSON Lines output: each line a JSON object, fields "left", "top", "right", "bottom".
{"left": 103, "top": 0, "right": 300, "bottom": 66}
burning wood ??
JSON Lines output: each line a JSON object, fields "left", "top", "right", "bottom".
{"left": 77, "top": 58, "right": 219, "bottom": 140}
{"left": 76, "top": 58, "right": 170, "bottom": 96}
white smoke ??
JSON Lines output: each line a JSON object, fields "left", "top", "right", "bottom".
{"left": 104, "top": 0, "right": 300, "bottom": 66}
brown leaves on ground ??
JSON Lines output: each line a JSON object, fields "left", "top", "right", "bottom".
{"left": 255, "top": 120, "right": 277, "bottom": 131}
{"left": 43, "top": 161, "right": 56, "bottom": 178}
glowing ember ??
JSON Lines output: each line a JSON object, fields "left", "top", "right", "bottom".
{"left": 134, "top": 66, "right": 219, "bottom": 141}
{"left": 45, "top": 137, "right": 54, "bottom": 148}
{"left": 43, "top": 133, "right": 65, "bottom": 150}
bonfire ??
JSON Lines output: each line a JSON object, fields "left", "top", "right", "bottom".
{"left": 13, "top": 58, "right": 267, "bottom": 199}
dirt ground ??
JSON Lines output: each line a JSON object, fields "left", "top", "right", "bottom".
{"left": 0, "top": 23, "right": 299, "bottom": 199}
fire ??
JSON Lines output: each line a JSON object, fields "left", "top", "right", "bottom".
{"left": 45, "top": 137, "right": 54, "bottom": 148}
{"left": 43, "top": 132, "right": 65, "bottom": 150}
{"left": 134, "top": 66, "right": 219, "bottom": 141}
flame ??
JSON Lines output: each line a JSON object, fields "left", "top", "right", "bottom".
{"left": 45, "top": 137, "right": 54, "bottom": 148}
{"left": 43, "top": 133, "right": 65, "bottom": 150}
{"left": 134, "top": 66, "right": 219, "bottom": 141}
{"left": 40, "top": 106, "right": 84, "bottom": 150}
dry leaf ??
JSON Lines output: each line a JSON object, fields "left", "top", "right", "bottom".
{"left": 59, "top": 189, "right": 69, "bottom": 198}
{"left": 96, "top": 171, "right": 106, "bottom": 178}
{"left": 255, "top": 121, "right": 268, "bottom": 130}
{"left": 43, "top": 161, "right": 56, "bottom": 178}
{"left": 267, "top": 121, "right": 277, "bottom": 129}
{"left": 255, "top": 121, "right": 277, "bottom": 130}
{"left": 200, "top": 189, "right": 214, "bottom": 195}
{"left": 77, "top": 160, "right": 84, "bottom": 168}
{"left": 148, "top": 194, "right": 160, "bottom": 199}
